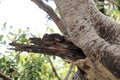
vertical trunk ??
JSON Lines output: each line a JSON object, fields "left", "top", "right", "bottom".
{"left": 54, "top": 0, "right": 120, "bottom": 79}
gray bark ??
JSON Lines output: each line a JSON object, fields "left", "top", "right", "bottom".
{"left": 54, "top": 0, "right": 120, "bottom": 79}
{"left": 10, "top": 0, "right": 120, "bottom": 79}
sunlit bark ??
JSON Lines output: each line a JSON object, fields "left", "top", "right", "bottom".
{"left": 10, "top": 0, "right": 120, "bottom": 79}
{"left": 54, "top": 0, "right": 120, "bottom": 79}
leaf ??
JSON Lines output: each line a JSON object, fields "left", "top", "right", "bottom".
{"left": 9, "top": 32, "right": 14, "bottom": 36}
{"left": 50, "top": 28, "right": 54, "bottom": 33}
{"left": 18, "top": 29, "right": 22, "bottom": 33}
{"left": 0, "top": 35, "right": 3, "bottom": 41}
{"left": 20, "top": 38, "right": 28, "bottom": 43}
{"left": 3, "top": 22, "right": 7, "bottom": 28}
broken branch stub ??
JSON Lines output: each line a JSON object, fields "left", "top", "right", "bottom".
{"left": 9, "top": 33, "right": 86, "bottom": 62}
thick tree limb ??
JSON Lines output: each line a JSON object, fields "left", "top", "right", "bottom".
{"left": 54, "top": 0, "right": 120, "bottom": 78}
{"left": 9, "top": 33, "right": 86, "bottom": 62}
{"left": 10, "top": 0, "right": 120, "bottom": 79}
{"left": 10, "top": 34, "right": 86, "bottom": 79}
{"left": 10, "top": 34, "right": 118, "bottom": 79}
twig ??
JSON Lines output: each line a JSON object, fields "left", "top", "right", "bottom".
{"left": 64, "top": 64, "right": 73, "bottom": 80}
{"left": 0, "top": 72, "right": 11, "bottom": 80}
{"left": 47, "top": 56, "right": 61, "bottom": 80}
{"left": 31, "top": 0, "right": 67, "bottom": 34}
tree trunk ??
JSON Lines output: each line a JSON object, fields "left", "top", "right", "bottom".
{"left": 54, "top": 0, "right": 120, "bottom": 79}
{"left": 10, "top": 0, "right": 120, "bottom": 79}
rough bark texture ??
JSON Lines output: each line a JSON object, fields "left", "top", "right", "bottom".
{"left": 10, "top": 34, "right": 86, "bottom": 62}
{"left": 54, "top": 0, "right": 120, "bottom": 79}
{"left": 10, "top": 0, "right": 120, "bottom": 79}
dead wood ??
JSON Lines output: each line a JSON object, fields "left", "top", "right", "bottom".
{"left": 9, "top": 33, "right": 86, "bottom": 62}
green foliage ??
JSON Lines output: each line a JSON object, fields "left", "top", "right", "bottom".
{"left": 0, "top": 35, "right": 3, "bottom": 41}
{"left": 46, "top": 26, "right": 54, "bottom": 33}
{"left": 1, "top": 0, "right": 120, "bottom": 80}
{"left": 115, "top": 0, "right": 120, "bottom": 11}
{"left": 0, "top": 23, "right": 75, "bottom": 80}
{"left": 96, "top": 0, "right": 120, "bottom": 22}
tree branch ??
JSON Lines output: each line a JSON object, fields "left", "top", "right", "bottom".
{"left": 47, "top": 56, "right": 61, "bottom": 80}
{"left": 31, "top": 0, "right": 67, "bottom": 34}
{"left": 54, "top": 0, "right": 120, "bottom": 78}
{"left": 0, "top": 72, "right": 11, "bottom": 80}
{"left": 64, "top": 64, "right": 73, "bottom": 80}
{"left": 9, "top": 33, "right": 86, "bottom": 62}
